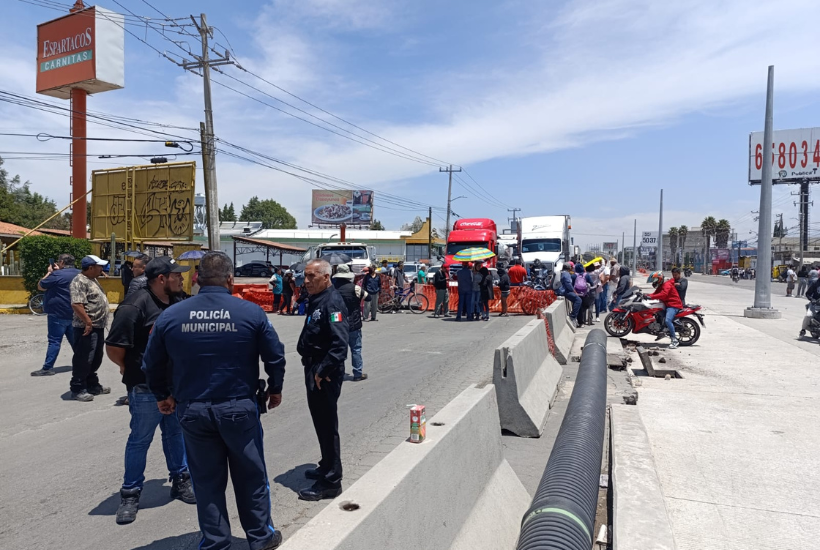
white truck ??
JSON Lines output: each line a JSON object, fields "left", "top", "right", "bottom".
{"left": 518, "top": 216, "right": 571, "bottom": 282}
{"left": 299, "top": 242, "right": 378, "bottom": 274}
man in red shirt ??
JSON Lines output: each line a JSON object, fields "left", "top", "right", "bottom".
{"left": 647, "top": 271, "right": 684, "bottom": 349}
{"left": 508, "top": 260, "right": 528, "bottom": 286}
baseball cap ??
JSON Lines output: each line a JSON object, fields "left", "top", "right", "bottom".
{"left": 145, "top": 257, "right": 190, "bottom": 280}
{"left": 81, "top": 255, "right": 108, "bottom": 269}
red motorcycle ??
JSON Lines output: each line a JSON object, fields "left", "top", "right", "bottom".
{"left": 604, "top": 287, "right": 704, "bottom": 345}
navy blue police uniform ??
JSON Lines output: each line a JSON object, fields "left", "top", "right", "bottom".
{"left": 142, "top": 286, "right": 286, "bottom": 550}
{"left": 296, "top": 285, "right": 349, "bottom": 497}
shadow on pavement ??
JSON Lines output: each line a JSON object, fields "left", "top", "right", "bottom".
{"left": 89, "top": 479, "right": 173, "bottom": 516}
{"left": 273, "top": 463, "right": 316, "bottom": 494}
{"left": 129, "top": 532, "right": 249, "bottom": 549}
{"left": 49, "top": 366, "right": 73, "bottom": 374}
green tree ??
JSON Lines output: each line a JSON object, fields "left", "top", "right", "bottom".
{"left": 369, "top": 219, "right": 385, "bottom": 231}
{"left": 678, "top": 225, "right": 688, "bottom": 265}
{"left": 715, "top": 219, "right": 731, "bottom": 248}
{"left": 668, "top": 227, "right": 679, "bottom": 267}
{"left": 219, "top": 202, "right": 237, "bottom": 222}
{"left": 0, "top": 156, "right": 70, "bottom": 230}
{"left": 18, "top": 236, "right": 91, "bottom": 296}
{"left": 239, "top": 196, "right": 297, "bottom": 229}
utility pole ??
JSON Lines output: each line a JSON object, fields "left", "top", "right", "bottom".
{"left": 775, "top": 212, "right": 784, "bottom": 267}
{"left": 440, "top": 164, "right": 461, "bottom": 240}
{"left": 746, "top": 65, "right": 780, "bottom": 319}
{"left": 507, "top": 208, "right": 521, "bottom": 230}
{"left": 428, "top": 206, "right": 433, "bottom": 260}
{"left": 793, "top": 180, "right": 811, "bottom": 267}
{"left": 622, "top": 231, "right": 625, "bottom": 264}
{"left": 183, "top": 13, "right": 234, "bottom": 252}
{"left": 657, "top": 189, "right": 663, "bottom": 271}
{"left": 632, "top": 219, "right": 637, "bottom": 275}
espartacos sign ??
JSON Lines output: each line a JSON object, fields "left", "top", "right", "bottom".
{"left": 36, "top": 6, "right": 124, "bottom": 99}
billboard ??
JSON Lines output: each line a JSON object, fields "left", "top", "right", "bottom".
{"left": 602, "top": 241, "right": 618, "bottom": 253}
{"left": 36, "top": 6, "right": 124, "bottom": 99}
{"left": 311, "top": 190, "right": 373, "bottom": 225}
{"left": 748, "top": 128, "right": 820, "bottom": 183}
{"left": 641, "top": 231, "right": 659, "bottom": 248}
{"left": 90, "top": 162, "right": 196, "bottom": 241}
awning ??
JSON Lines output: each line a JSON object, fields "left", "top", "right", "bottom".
{"left": 231, "top": 236, "right": 306, "bottom": 253}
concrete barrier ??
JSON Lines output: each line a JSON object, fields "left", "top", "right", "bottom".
{"left": 610, "top": 404, "right": 677, "bottom": 550}
{"left": 544, "top": 299, "right": 574, "bottom": 365}
{"left": 279, "top": 385, "right": 530, "bottom": 550}
{"left": 493, "top": 319, "right": 563, "bottom": 437}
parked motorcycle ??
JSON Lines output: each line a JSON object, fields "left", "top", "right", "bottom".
{"left": 604, "top": 287, "right": 704, "bottom": 345}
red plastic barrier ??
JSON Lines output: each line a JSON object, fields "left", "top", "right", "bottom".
{"left": 417, "top": 284, "right": 556, "bottom": 315}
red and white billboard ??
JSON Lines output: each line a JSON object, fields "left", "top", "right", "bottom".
{"left": 36, "top": 6, "right": 124, "bottom": 99}
{"left": 749, "top": 128, "right": 820, "bottom": 183}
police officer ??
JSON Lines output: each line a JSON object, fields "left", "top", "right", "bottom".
{"left": 297, "top": 259, "right": 349, "bottom": 501}
{"left": 143, "top": 252, "right": 286, "bottom": 550}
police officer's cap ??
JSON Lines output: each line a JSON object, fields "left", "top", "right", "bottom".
{"left": 145, "top": 257, "right": 191, "bottom": 280}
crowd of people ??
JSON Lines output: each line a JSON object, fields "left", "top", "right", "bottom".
{"left": 31, "top": 251, "right": 372, "bottom": 550}
{"left": 551, "top": 257, "right": 629, "bottom": 328}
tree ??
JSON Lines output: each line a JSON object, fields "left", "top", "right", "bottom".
{"left": 678, "top": 225, "right": 688, "bottom": 265}
{"left": 668, "top": 227, "right": 679, "bottom": 267}
{"left": 219, "top": 202, "right": 237, "bottom": 222}
{"left": 401, "top": 216, "right": 441, "bottom": 238}
{"left": 0, "top": 156, "right": 65, "bottom": 230}
{"left": 239, "top": 196, "right": 296, "bottom": 229}
{"left": 369, "top": 219, "right": 385, "bottom": 231}
{"left": 715, "top": 219, "right": 731, "bottom": 248}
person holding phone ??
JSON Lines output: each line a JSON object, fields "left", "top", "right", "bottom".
{"left": 31, "top": 254, "right": 81, "bottom": 377}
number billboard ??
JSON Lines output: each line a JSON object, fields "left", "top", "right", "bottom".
{"left": 90, "top": 162, "right": 196, "bottom": 241}
{"left": 748, "top": 128, "right": 820, "bottom": 183}
{"left": 311, "top": 190, "right": 374, "bottom": 225}
{"left": 602, "top": 241, "right": 618, "bottom": 253}
{"left": 36, "top": 6, "right": 125, "bottom": 99}
{"left": 641, "top": 231, "right": 659, "bottom": 248}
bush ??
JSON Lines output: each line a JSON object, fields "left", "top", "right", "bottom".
{"left": 18, "top": 236, "right": 92, "bottom": 296}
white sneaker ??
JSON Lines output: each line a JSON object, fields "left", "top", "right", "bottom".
{"left": 669, "top": 339, "right": 679, "bottom": 349}
{"left": 594, "top": 317, "right": 600, "bottom": 323}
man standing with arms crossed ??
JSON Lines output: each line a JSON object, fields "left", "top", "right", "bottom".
{"left": 143, "top": 252, "right": 287, "bottom": 550}
{"left": 297, "top": 259, "right": 349, "bottom": 501}
{"left": 31, "top": 254, "right": 80, "bottom": 377}
{"left": 105, "top": 257, "right": 195, "bottom": 525}
{"left": 69, "top": 255, "right": 111, "bottom": 402}
{"left": 127, "top": 254, "right": 150, "bottom": 297}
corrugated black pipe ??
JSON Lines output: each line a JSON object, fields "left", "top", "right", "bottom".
{"left": 516, "top": 328, "right": 608, "bottom": 550}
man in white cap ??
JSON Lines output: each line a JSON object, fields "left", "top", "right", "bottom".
{"left": 69, "top": 255, "right": 111, "bottom": 402}
{"left": 332, "top": 264, "right": 368, "bottom": 381}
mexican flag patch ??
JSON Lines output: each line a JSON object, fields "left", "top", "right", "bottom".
{"left": 330, "top": 312, "right": 343, "bottom": 323}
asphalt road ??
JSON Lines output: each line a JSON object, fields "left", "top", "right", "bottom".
{"left": 0, "top": 307, "right": 533, "bottom": 550}
{"left": 685, "top": 273, "right": 797, "bottom": 294}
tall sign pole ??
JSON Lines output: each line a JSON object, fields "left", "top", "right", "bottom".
{"left": 746, "top": 66, "right": 781, "bottom": 319}
{"left": 632, "top": 219, "right": 637, "bottom": 275}
{"left": 69, "top": 0, "right": 87, "bottom": 238}
{"left": 657, "top": 189, "right": 663, "bottom": 271}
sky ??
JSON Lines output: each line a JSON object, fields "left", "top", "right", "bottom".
{"left": 3, "top": 0, "right": 820, "bottom": 250}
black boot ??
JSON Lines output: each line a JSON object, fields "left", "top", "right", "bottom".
{"left": 116, "top": 488, "right": 141, "bottom": 524}
{"left": 298, "top": 480, "right": 342, "bottom": 501}
{"left": 170, "top": 472, "right": 196, "bottom": 504}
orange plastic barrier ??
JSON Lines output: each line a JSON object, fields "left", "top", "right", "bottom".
{"left": 418, "top": 284, "right": 557, "bottom": 315}
{"left": 535, "top": 308, "right": 557, "bottom": 357}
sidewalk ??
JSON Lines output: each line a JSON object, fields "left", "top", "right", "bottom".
{"left": 626, "top": 280, "right": 819, "bottom": 550}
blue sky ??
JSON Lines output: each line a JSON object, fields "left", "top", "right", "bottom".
{"left": 3, "top": 0, "right": 820, "bottom": 249}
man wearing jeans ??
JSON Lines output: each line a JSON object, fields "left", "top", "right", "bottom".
{"left": 648, "top": 271, "right": 684, "bottom": 349}
{"left": 456, "top": 262, "right": 474, "bottom": 321}
{"left": 105, "top": 257, "right": 195, "bottom": 524}
{"left": 69, "top": 255, "right": 111, "bottom": 401}
{"left": 32, "top": 254, "right": 80, "bottom": 377}
{"left": 332, "top": 264, "right": 367, "bottom": 381}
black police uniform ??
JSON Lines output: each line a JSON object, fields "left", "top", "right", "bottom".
{"left": 296, "top": 285, "right": 349, "bottom": 493}
{"left": 143, "top": 286, "right": 286, "bottom": 550}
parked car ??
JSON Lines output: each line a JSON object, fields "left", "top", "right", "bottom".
{"left": 235, "top": 261, "right": 274, "bottom": 277}
{"left": 425, "top": 265, "right": 441, "bottom": 284}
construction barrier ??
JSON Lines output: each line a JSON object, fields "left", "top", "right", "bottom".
{"left": 493, "top": 320, "right": 563, "bottom": 437}
{"left": 417, "top": 284, "right": 556, "bottom": 315}
{"left": 279, "top": 385, "right": 530, "bottom": 550}
{"left": 542, "top": 299, "right": 575, "bottom": 365}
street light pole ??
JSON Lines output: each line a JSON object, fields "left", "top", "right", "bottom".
{"left": 746, "top": 65, "right": 781, "bottom": 319}
{"left": 657, "top": 189, "right": 663, "bottom": 271}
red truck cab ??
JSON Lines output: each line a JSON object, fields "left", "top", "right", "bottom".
{"left": 444, "top": 218, "right": 498, "bottom": 276}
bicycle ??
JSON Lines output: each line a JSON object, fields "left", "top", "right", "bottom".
{"left": 378, "top": 284, "right": 429, "bottom": 314}
{"left": 28, "top": 293, "right": 46, "bottom": 316}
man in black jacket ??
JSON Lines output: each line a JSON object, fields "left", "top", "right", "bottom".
{"left": 332, "top": 264, "right": 367, "bottom": 381}
{"left": 610, "top": 266, "right": 631, "bottom": 311}
{"left": 297, "top": 259, "right": 349, "bottom": 501}
{"left": 433, "top": 265, "right": 450, "bottom": 317}
{"left": 672, "top": 267, "right": 688, "bottom": 305}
